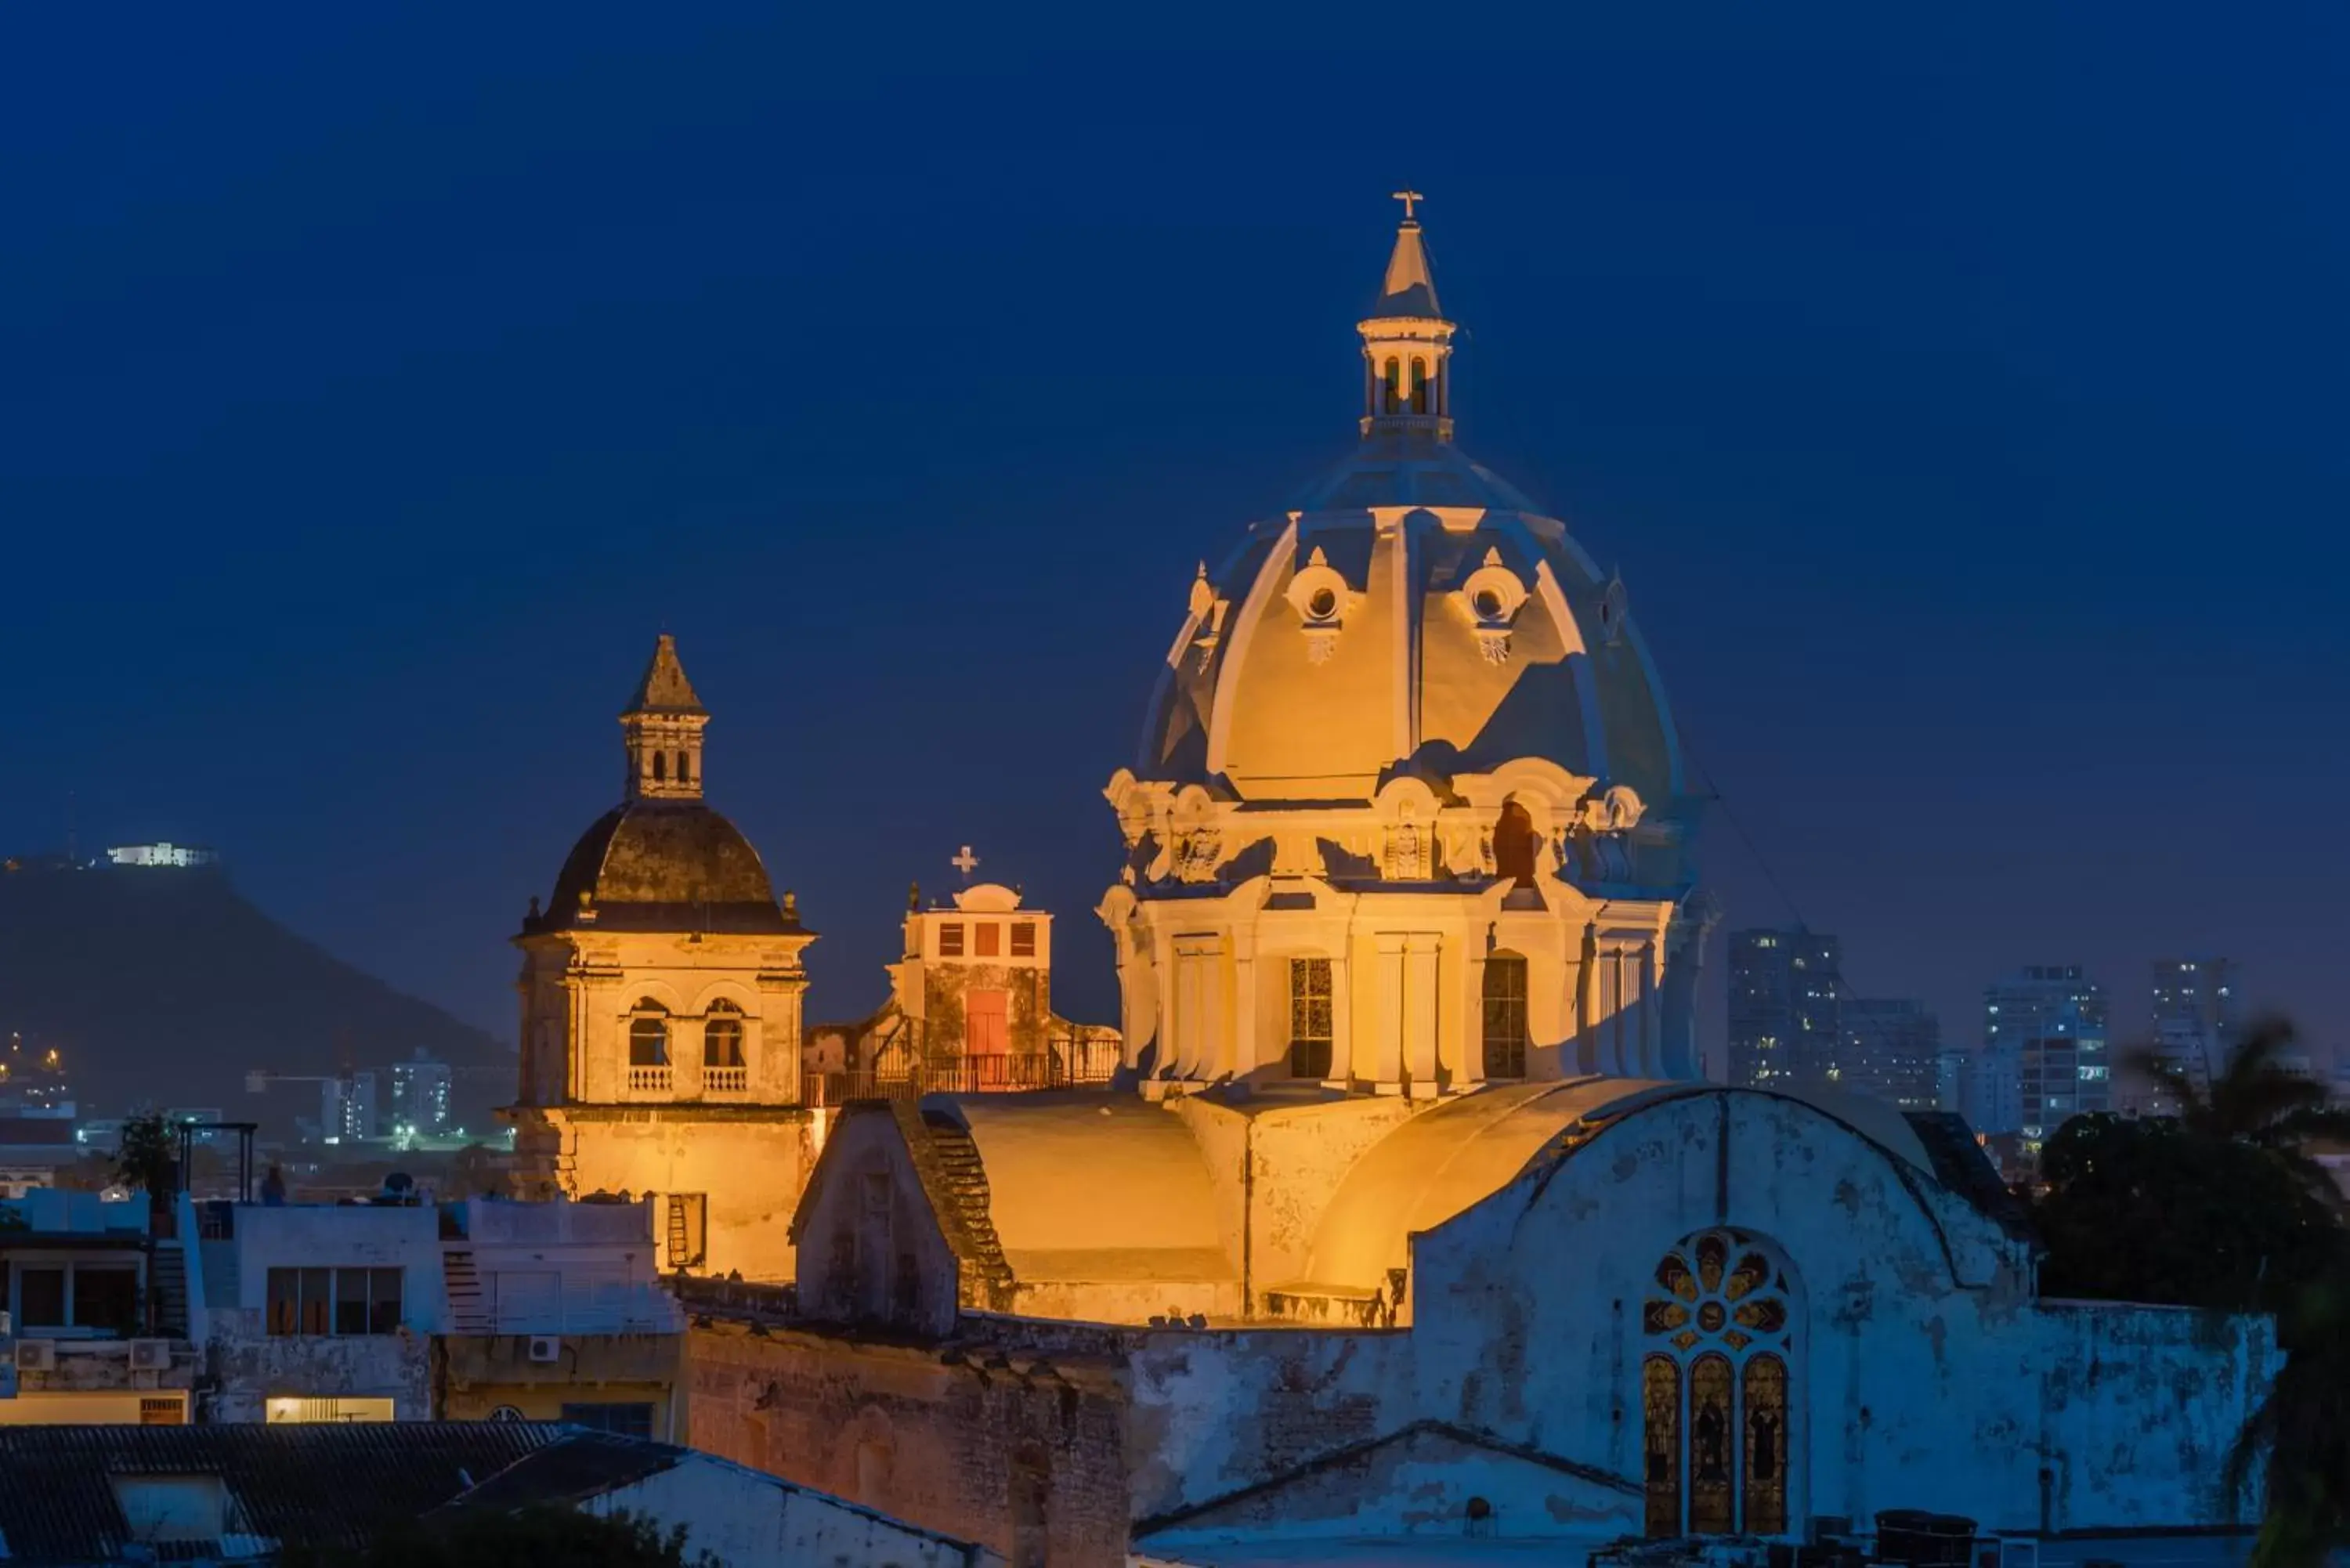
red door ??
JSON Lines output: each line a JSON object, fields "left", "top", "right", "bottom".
{"left": 967, "top": 990, "right": 1009, "bottom": 1087}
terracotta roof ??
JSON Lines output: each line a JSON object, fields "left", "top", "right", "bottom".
{"left": 0, "top": 1422, "right": 564, "bottom": 1563}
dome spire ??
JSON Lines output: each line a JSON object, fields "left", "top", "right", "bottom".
{"left": 1358, "top": 191, "right": 1457, "bottom": 442}
{"left": 620, "top": 634, "right": 709, "bottom": 801}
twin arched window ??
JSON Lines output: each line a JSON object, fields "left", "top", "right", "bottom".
{"left": 704, "top": 999, "right": 745, "bottom": 1068}
{"left": 627, "top": 1003, "right": 670, "bottom": 1067}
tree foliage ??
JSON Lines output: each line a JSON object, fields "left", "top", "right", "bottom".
{"left": 2135, "top": 1016, "right": 2350, "bottom": 1209}
{"left": 112, "top": 1111, "right": 176, "bottom": 1202}
{"left": 2229, "top": 1261, "right": 2350, "bottom": 1568}
{"left": 284, "top": 1506, "right": 714, "bottom": 1568}
{"left": 2035, "top": 1113, "right": 2342, "bottom": 1312}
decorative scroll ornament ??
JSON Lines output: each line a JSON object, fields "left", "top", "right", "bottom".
{"left": 1173, "top": 829, "right": 1224, "bottom": 884}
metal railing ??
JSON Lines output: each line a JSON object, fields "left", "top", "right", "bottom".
{"left": 799, "top": 1035, "right": 1122, "bottom": 1107}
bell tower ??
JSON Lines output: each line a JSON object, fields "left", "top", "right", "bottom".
{"left": 622, "top": 634, "right": 708, "bottom": 800}
{"left": 1358, "top": 189, "right": 1456, "bottom": 440}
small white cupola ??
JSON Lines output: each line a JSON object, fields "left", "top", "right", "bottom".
{"left": 1358, "top": 190, "right": 1456, "bottom": 441}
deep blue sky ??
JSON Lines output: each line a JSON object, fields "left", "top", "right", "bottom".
{"left": 4, "top": 16, "right": 2345, "bottom": 1070}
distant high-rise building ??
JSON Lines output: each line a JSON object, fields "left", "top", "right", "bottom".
{"left": 389, "top": 1050, "right": 452, "bottom": 1134}
{"left": 2138, "top": 958, "right": 2241, "bottom": 1115}
{"left": 1838, "top": 999, "right": 1941, "bottom": 1111}
{"left": 321, "top": 1071, "right": 378, "bottom": 1142}
{"left": 1727, "top": 929, "right": 1842, "bottom": 1092}
{"left": 1983, "top": 966, "right": 2109, "bottom": 1149}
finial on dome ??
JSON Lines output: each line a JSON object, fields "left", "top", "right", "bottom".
{"left": 1375, "top": 190, "right": 1442, "bottom": 320}
{"left": 1188, "top": 562, "right": 1214, "bottom": 620}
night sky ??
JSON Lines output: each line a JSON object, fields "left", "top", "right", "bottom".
{"left": 4, "top": 16, "right": 2345, "bottom": 1070}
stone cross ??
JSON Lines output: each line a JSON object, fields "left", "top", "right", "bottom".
{"left": 1391, "top": 189, "right": 1424, "bottom": 221}
{"left": 951, "top": 845, "right": 980, "bottom": 881}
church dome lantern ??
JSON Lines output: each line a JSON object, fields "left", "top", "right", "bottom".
{"left": 1107, "top": 196, "right": 1713, "bottom": 1097}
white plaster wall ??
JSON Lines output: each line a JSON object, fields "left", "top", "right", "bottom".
{"left": 230, "top": 1206, "right": 445, "bottom": 1330}
{"left": 1121, "top": 1329, "right": 1417, "bottom": 1523}
{"left": 584, "top": 1454, "right": 1003, "bottom": 1568}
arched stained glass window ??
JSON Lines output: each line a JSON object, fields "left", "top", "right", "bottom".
{"left": 1641, "top": 1229, "right": 1799, "bottom": 1537}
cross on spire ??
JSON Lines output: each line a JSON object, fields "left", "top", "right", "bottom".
{"left": 951, "top": 845, "right": 980, "bottom": 882}
{"left": 1391, "top": 189, "right": 1424, "bottom": 222}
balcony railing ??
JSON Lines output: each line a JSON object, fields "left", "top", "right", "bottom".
{"left": 703, "top": 1065, "right": 749, "bottom": 1095}
{"left": 800, "top": 1035, "right": 1122, "bottom": 1107}
{"left": 626, "top": 1064, "right": 671, "bottom": 1093}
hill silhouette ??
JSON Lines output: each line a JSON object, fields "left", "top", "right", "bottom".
{"left": 0, "top": 862, "right": 511, "bottom": 1129}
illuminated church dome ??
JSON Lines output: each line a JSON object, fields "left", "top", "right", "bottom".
{"left": 525, "top": 635, "right": 800, "bottom": 937}
{"left": 1134, "top": 197, "right": 1687, "bottom": 818}
{"left": 1102, "top": 197, "right": 1713, "bottom": 1093}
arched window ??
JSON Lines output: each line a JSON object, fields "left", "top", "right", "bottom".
{"left": 1494, "top": 800, "right": 1538, "bottom": 888}
{"left": 651, "top": 751, "right": 667, "bottom": 783}
{"left": 1410, "top": 359, "right": 1430, "bottom": 414}
{"left": 678, "top": 750, "right": 693, "bottom": 786}
{"left": 627, "top": 1004, "right": 669, "bottom": 1067}
{"left": 1643, "top": 1230, "right": 1795, "bottom": 1537}
{"left": 1383, "top": 358, "right": 1402, "bottom": 414}
{"left": 703, "top": 999, "right": 745, "bottom": 1068}
{"left": 1481, "top": 953, "right": 1528, "bottom": 1078}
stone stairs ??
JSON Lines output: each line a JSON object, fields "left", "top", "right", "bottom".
{"left": 149, "top": 1244, "right": 190, "bottom": 1338}
{"left": 442, "top": 1248, "right": 494, "bottom": 1334}
{"left": 918, "top": 1112, "right": 1012, "bottom": 1294}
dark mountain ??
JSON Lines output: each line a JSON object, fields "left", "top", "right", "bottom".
{"left": 0, "top": 862, "right": 511, "bottom": 1129}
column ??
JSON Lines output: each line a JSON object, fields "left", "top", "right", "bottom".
{"left": 1455, "top": 947, "right": 1488, "bottom": 1093}
{"left": 1405, "top": 934, "right": 1441, "bottom": 1098}
{"left": 1229, "top": 927, "right": 1258, "bottom": 1077}
{"left": 1323, "top": 952, "right": 1354, "bottom": 1090}
{"left": 1372, "top": 934, "right": 1407, "bottom": 1093}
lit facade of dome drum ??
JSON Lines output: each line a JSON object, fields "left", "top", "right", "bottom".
{"left": 1103, "top": 201, "right": 1714, "bottom": 1093}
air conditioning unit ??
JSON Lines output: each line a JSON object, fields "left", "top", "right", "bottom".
{"left": 129, "top": 1339, "right": 173, "bottom": 1371}
{"left": 526, "top": 1335, "right": 562, "bottom": 1364}
{"left": 14, "top": 1340, "right": 56, "bottom": 1372}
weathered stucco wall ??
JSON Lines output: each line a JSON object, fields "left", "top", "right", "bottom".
{"left": 791, "top": 1110, "right": 961, "bottom": 1335}
{"left": 1122, "top": 1328, "right": 1415, "bottom": 1523}
{"left": 204, "top": 1314, "right": 433, "bottom": 1422}
{"left": 436, "top": 1332, "right": 684, "bottom": 1436}
{"left": 688, "top": 1322, "right": 1132, "bottom": 1568}
{"left": 548, "top": 1109, "right": 816, "bottom": 1281}
{"left": 2030, "top": 1301, "right": 2268, "bottom": 1531}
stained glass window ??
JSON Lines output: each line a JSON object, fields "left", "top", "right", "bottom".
{"left": 1643, "top": 1356, "right": 1680, "bottom": 1537}
{"left": 1643, "top": 1230, "right": 1799, "bottom": 1538}
{"left": 1688, "top": 1354, "right": 1734, "bottom": 1534}
{"left": 1743, "top": 1355, "right": 1789, "bottom": 1535}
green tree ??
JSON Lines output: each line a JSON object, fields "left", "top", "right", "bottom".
{"left": 2229, "top": 1263, "right": 2350, "bottom": 1568}
{"left": 113, "top": 1111, "right": 176, "bottom": 1204}
{"left": 2135, "top": 1017, "right": 2350, "bottom": 1207}
{"left": 284, "top": 1506, "right": 714, "bottom": 1568}
{"left": 2034, "top": 1113, "right": 2343, "bottom": 1312}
